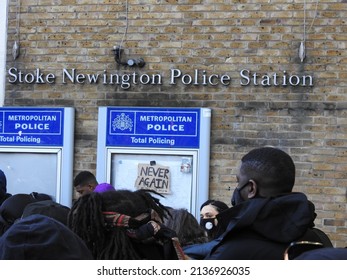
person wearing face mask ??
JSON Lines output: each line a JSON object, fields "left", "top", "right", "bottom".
{"left": 182, "top": 200, "right": 228, "bottom": 259}
{"left": 204, "top": 146, "right": 332, "bottom": 260}
{"left": 199, "top": 200, "right": 229, "bottom": 241}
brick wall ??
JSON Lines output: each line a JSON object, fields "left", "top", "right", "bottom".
{"left": 5, "top": 0, "right": 347, "bottom": 246}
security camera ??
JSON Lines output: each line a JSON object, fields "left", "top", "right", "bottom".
{"left": 127, "top": 58, "right": 145, "bottom": 67}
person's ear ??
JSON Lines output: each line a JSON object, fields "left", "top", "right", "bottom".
{"left": 247, "top": 179, "right": 258, "bottom": 199}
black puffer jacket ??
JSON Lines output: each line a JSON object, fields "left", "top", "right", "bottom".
{"left": 205, "top": 192, "right": 324, "bottom": 260}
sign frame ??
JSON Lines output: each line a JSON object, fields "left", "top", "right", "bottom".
{"left": 97, "top": 106, "right": 211, "bottom": 218}
{"left": 0, "top": 107, "right": 75, "bottom": 207}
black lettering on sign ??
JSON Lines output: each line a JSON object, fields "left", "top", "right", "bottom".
{"left": 135, "top": 163, "right": 170, "bottom": 193}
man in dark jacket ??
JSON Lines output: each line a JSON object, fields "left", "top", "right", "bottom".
{"left": 204, "top": 147, "right": 331, "bottom": 260}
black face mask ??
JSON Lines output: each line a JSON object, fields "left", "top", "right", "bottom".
{"left": 231, "top": 182, "right": 249, "bottom": 206}
{"left": 200, "top": 218, "right": 216, "bottom": 233}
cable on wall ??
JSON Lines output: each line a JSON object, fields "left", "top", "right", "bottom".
{"left": 118, "top": 0, "right": 129, "bottom": 61}
{"left": 299, "top": 0, "right": 319, "bottom": 63}
{"left": 113, "top": 0, "right": 145, "bottom": 67}
{"left": 12, "top": 0, "right": 21, "bottom": 60}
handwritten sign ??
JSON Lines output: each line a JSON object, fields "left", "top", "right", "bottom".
{"left": 135, "top": 163, "right": 170, "bottom": 194}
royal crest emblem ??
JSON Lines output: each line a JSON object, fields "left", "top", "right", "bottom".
{"left": 112, "top": 113, "right": 133, "bottom": 131}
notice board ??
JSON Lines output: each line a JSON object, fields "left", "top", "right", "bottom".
{"left": 110, "top": 152, "right": 195, "bottom": 210}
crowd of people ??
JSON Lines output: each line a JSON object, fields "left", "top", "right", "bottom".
{"left": 0, "top": 147, "right": 346, "bottom": 260}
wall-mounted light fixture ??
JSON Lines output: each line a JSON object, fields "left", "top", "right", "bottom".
{"left": 112, "top": 46, "right": 145, "bottom": 68}
{"left": 299, "top": 41, "right": 305, "bottom": 63}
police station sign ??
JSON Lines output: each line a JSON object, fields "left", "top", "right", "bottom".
{"left": 7, "top": 67, "right": 314, "bottom": 89}
{"left": 0, "top": 108, "right": 64, "bottom": 146}
{"left": 105, "top": 107, "right": 200, "bottom": 148}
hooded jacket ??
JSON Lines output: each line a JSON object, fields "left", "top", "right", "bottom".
{"left": 0, "top": 193, "right": 52, "bottom": 236}
{"left": 204, "top": 192, "right": 322, "bottom": 260}
{"left": 0, "top": 193, "right": 11, "bottom": 207}
{"left": 0, "top": 214, "right": 93, "bottom": 259}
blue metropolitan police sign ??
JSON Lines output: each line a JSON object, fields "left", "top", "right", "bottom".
{"left": 106, "top": 107, "right": 200, "bottom": 148}
{"left": 0, "top": 108, "right": 64, "bottom": 146}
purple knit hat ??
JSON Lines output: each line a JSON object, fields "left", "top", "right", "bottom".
{"left": 93, "top": 183, "right": 115, "bottom": 193}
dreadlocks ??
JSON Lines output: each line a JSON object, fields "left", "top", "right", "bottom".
{"left": 68, "top": 189, "right": 176, "bottom": 260}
